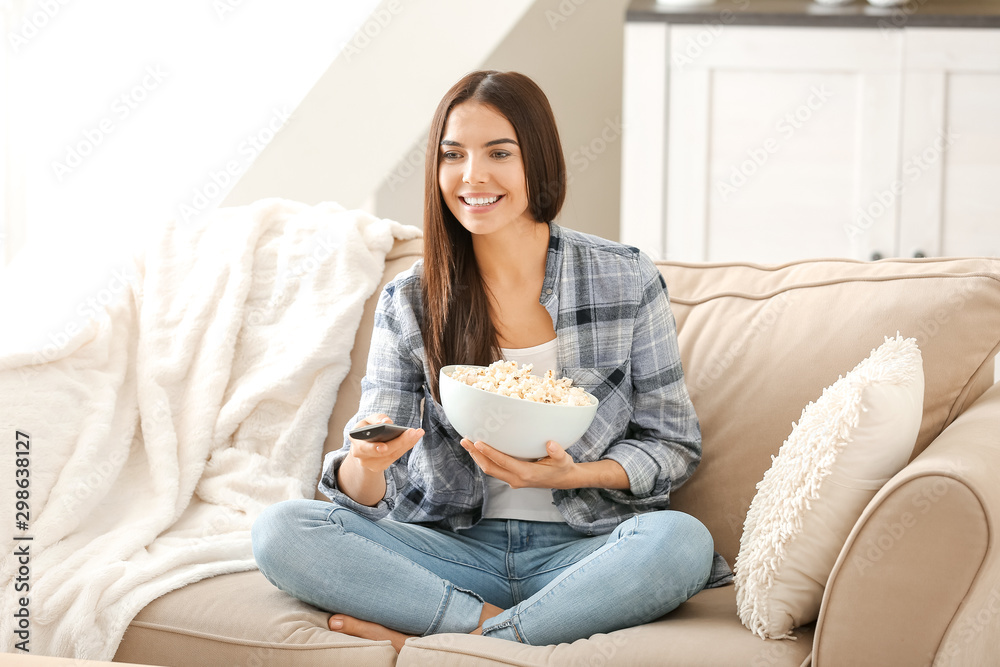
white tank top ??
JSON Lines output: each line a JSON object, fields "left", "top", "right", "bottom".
{"left": 482, "top": 338, "right": 565, "bottom": 523}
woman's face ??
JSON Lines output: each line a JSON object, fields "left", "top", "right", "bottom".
{"left": 438, "top": 101, "right": 535, "bottom": 237}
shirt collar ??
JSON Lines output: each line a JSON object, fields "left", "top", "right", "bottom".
{"left": 541, "top": 222, "right": 562, "bottom": 325}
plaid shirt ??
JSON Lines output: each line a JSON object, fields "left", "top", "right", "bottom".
{"left": 319, "top": 223, "right": 732, "bottom": 587}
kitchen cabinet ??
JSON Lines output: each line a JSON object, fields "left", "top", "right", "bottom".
{"left": 621, "top": 0, "right": 1000, "bottom": 261}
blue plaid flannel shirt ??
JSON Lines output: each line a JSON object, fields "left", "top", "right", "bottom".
{"left": 319, "top": 223, "right": 733, "bottom": 588}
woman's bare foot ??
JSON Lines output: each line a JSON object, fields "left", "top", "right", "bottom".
{"left": 328, "top": 614, "right": 414, "bottom": 653}
{"left": 327, "top": 602, "right": 505, "bottom": 653}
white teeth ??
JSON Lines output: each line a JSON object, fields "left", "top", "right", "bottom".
{"left": 464, "top": 195, "right": 500, "bottom": 206}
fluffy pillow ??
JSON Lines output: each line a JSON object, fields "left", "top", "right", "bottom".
{"left": 735, "top": 334, "right": 924, "bottom": 640}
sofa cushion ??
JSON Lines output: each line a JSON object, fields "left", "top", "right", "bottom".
{"left": 660, "top": 257, "right": 1000, "bottom": 568}
{"left": 397, "top": 585, "right": 812, "bottom": 666}
{"left": 735, "top": 334, "right": 924, "bottom": 639}
{"left": 114, "top": 570, "right": 398, "bottom": 666}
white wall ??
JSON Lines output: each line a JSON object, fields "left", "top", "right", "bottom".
{"left": 1, "top": 1, "right": 378, "bottom": 269}
{"left": 226, "top": 0, "right": 634, "bottom": 243}
{"left": 221, "top": 0, "right": 536, "bottom": 215}
{"left": 0, "top": 1, "right": 378, "bottom": 351}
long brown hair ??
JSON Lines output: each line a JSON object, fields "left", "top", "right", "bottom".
{"left": 422, "top": 70, "right": 566, "bottom": 402}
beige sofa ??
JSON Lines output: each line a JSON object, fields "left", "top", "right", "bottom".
{"left": 105, "top": 238, "right": 1000, "bottom": 666}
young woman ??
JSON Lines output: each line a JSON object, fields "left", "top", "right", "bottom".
{"left": 252, "top": 70, "right": 731, "bottom": 651}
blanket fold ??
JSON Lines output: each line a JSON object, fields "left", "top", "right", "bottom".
{"left": 0, "top": 198, "right": 421, "bottom": 659}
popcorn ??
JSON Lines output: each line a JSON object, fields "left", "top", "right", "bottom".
{"left": 447, "top": 360, "right": 593, "bottom": 406}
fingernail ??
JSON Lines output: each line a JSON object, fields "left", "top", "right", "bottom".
{"left": 329, "top": 617, "right": 343, "bottom": 630}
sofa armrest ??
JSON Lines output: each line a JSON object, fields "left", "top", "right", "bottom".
{"left": 814, "top": 380, "right": 1000, "bottom": 667}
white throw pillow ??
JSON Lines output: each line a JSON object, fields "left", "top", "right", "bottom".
{"left": 735, "top": 334, "right": 924, "bottom": 640}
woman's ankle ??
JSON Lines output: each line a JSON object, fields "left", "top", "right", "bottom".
{"left": 472, "top": 602, "right": 505, "bottom": 635}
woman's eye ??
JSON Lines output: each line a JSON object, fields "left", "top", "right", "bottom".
{"left": 441, "top": 151, "right": 462, "bottom": 160}
{"left": 491, "top": 150, "right": 511, "bottom": 159}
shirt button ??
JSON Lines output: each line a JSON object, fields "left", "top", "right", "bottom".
{"left": 545, "top": 289, "right": 552, "bottom": 295}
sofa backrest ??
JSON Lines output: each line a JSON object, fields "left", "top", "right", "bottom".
{"left": 661, "top": 257, "right": 1000, "bottom": 565}
{"left": 320, "top": 241, "right": 1000, "bottom": 569}
{"left": 316, "top": 237, "right": 424, "bottom": 499}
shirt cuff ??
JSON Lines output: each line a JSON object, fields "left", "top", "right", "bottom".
{"left": 317, "top": 449, "right": 396, "bottom": 519}
{"left": 602, "top": 442, "right": 661, "bottom": 498}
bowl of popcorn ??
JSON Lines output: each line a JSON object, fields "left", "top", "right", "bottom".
{"left": 440, "top": 360, "right": 599, "bottom": 460}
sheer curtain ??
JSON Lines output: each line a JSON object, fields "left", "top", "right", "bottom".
{"left": 0, "top": 0, "right": 378, "bottom": 351}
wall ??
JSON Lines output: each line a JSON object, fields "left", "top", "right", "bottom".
{"left": 226, "top": 0, "right": 634, "bottom": 243}
{"left": 222, "top": 0, "right": 536, "bottom": 215}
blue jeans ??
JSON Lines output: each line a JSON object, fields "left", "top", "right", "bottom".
{"left": 251, "top": 499, "right": 714, "bottom": 646}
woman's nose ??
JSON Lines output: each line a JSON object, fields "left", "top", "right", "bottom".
{"left": 462, "top": 157, "right": 487, "bottom": 184}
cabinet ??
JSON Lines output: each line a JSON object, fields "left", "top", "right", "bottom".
{"left": 621, "top": 12, "right": 1000, "bottom": 262}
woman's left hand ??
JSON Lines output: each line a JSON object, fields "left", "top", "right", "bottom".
{"left": 460, "top": 438, "right": 580, "bottom": 490}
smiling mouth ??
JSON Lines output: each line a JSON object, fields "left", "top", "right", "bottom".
{"left": 460, "top": 194, "right": 503, "bottom": 207}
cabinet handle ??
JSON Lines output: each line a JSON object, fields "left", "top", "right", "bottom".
{"left": 913, "top": 250, "right": 926, "bottom": 258}
{"left": 870, "top": 251, "right": 883, "bottom": 261}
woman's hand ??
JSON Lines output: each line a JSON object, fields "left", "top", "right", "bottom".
{"left": 460, "top": 438, "right": 632, "bottom": 491}
{"left": 459, "top": 439, "right": 572, "bottom": 490}
{"left": 348, "top": 414, "right": 423, "bottom": 474}
{"left": 339, "top": 414, "right": 423, "bottom": 506}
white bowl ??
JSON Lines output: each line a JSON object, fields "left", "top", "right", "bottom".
{"left": 439, "top": 365, "right": 599, "bottom": 460}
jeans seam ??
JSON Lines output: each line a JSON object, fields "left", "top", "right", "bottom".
{"left": 497, "top": 516, "right": 640, "bottom": 634}
{"left": 483, "top": 617, "right": 526, "bottom": 644}
{"left": 424, "top": 584, "right": 452, "bottom": 635}
{"left": 425, "top": 583, "right": 484, "bottom": 636}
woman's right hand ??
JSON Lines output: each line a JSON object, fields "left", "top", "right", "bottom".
{"left": 338, "top": 415, "right": 423, "bottom": 507}
{"left": 347, "top": 414, "right": 424, "bottom": 474}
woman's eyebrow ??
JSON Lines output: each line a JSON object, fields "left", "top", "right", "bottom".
{"left": 439, "top": 138, "right": 519, "bottom": 147}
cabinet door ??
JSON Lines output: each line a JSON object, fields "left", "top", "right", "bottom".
{"left": 899, "top": 29, "right": 1000, "bottom": 259}
{"left": 665, "top": 27, "right": 903, "bottom": 262}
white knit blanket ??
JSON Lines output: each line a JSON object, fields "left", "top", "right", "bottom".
{"left": 0, "top": 199, "right": 421, "bottom": 659}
